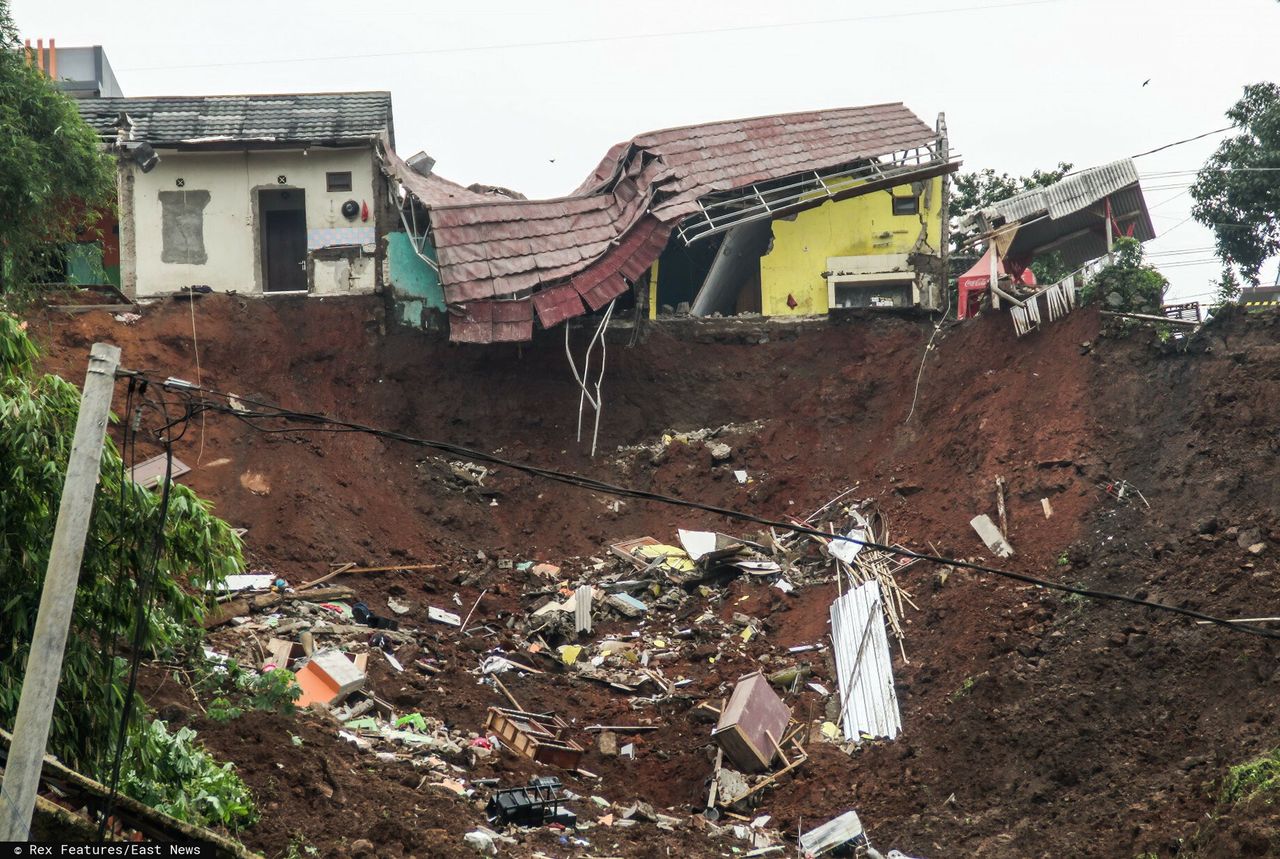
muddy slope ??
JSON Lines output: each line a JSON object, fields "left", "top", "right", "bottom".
{"left": 33, "top": 298, "right": 1280, "bottom": 858}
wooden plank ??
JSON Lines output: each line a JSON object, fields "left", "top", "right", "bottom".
{"left": 491, "top": 675, "right": 523, "bottom": 710}
{"left": 995, "top": 476, "right": 1008, "bottom": 537}
{"left": 297, "top": 562, "right": 355, "bottom": 592}
{"left": 721, "top": 753, "right": 808, "bottom": 807}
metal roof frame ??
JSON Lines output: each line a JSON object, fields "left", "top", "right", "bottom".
{"left": 676, "top": 143, "right": 959, "bottom": 245}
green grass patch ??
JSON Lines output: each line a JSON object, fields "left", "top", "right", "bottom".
{"left": 1221, "top": 748, "right": 1280, "bottom": 806}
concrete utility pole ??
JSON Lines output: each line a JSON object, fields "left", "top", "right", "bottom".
{"left": 0, "top": 343, "right": 121, "bottom": 841}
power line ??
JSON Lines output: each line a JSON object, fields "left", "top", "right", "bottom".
{"left": 125, "top": 373, "right": 1280, "bottom": 641}
{"left": 1141, "top": 167, "right": 1280, "bottom": 177}
{"left": 1132, "top": 126, "right": 1234, "bottom": 159}
{"left": 117, "top": 0, "right": 1071, "bottom": 72}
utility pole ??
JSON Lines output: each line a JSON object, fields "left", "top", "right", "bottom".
{"left": 0, "top": 343, "right": 121, "bottom": 841}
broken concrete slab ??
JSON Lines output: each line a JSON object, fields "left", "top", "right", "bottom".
{"left": 597, "top": 731, "right": 618, "bottom": 756}
{"left": 970, "top": 513, "right": 1014, "bottom": 558}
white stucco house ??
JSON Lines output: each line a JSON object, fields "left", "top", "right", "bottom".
{"left": 75, "top": 91, "right": 394, "bottom": 299}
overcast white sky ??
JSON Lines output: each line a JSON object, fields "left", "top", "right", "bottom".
{"left": 14, "top": 0, "right": 1279, "bottom": 300}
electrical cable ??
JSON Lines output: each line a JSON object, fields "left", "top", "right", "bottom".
{"left": 904, "top": 284, "right": 950, "bottom": 425}
{"left": 96, "top": 379, "right": 135, "bottom": 765}
{"left": 128, "top": 374, "right": 1280, "bottom": 641}
{"left": 1131, "top": 126, "right": 1234, "bottom": 159}
{"left": 97, "top": 391, "right": 182, "bottom": 840}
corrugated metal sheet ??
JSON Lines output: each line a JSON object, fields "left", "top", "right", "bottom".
{"left": 574, "top": 585, "right": 593, "bottom": 634}
{"left": 1044, "top": 159, "right": 1142, "bottom": 220}
{"left": 829, "top": 580, "right": 901, "bottom": 742}
{"left": 979, "top": 159, "right": 1142, "bottom": 224}
{"left": 967, "top": 159, "right": 1156, "bottom": 268}
{"left": 400, "top": 103, "right": 940, "bottom": 341}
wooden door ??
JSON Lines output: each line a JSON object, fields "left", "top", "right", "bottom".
{"left": 264, "top": 209, "right": 307, "bottom": 292}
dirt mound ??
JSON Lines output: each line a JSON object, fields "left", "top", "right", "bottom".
{"left": 31, "top": 298, "right": 1280, "bottom": 858}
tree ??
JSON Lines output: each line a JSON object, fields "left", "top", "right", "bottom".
{"left": 0, "top": 312, "right": 243, "bottom": 773}
{"left": 949, "top": 162, "right": 1076, "bottom": 284}
{"left": 1081, "top": 237, "right": 1169, "bottom": 314}
{"left": 1190, "top": 82, "right": 1280, "bottom": 285}
{"left": 949, "top": 162, "right": 1075, "bottom": 222}
{"left": 1215, "top": 267, "right": 1243, "bottom": 303}
{"left": 0, "top": 0, "right": 114, "bottom": 294}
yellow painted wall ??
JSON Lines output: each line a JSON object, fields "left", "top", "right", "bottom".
{"left": 758, "top": 177, "right": 944, "bottom": 316}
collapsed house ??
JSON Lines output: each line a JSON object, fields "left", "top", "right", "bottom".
{"left": 382, "top": 104, "right": 960, "bottom": 342}
{"left": 956, "top": 158, "right": 1157, "bottom": 327}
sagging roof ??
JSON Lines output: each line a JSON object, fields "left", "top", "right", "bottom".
{"left": 75, "top": 91, "right": 393, "bottom": 147}
{"left": 384, "top": 103, "right": 950, "bottom": 343}
{"left": 966, "top": 159, "right": 1156, "bottom": 267}
{"left": 381, "top": 144, "right": 491, "bottom": 207}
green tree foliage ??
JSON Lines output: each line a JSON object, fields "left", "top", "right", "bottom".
{"left": 949, "top": 162, "right": 1076, "bottom": 283}
{"left": 1215, "top": 267, "right": 1243, "bottom": 303}
{"left": 1081, "top": 237, "right": 1169, "bottom": 314}
{"left": 1190, "top": 82, "right": 1280, "bottom": 285}
{"left": 120, "top": 720, "right": 258, "bottom": 831}
{"left": 0, "top": 311, "right": 243, "bottom": 772}
{"left": 0, "top": 0, "right": 114, "bottom": 294}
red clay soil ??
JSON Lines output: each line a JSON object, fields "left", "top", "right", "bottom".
{"left": 30, "top": 297, "right": 1280, "bottom": 858}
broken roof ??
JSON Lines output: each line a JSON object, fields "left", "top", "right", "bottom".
{"left": 965, "top": 159, "right": 1157, "bottom": 267}
{"left": 384, "top": 103, "right": 949, "bottom": 342}
{"left": 381, "top": 144, "right": 490, "bottom": 207}
{"left": 75, "top": 91, "right": 393, "bottom": 147}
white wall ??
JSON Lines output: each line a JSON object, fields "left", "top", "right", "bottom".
{"left": 125, "top": 147, "right": 380, "bottom": 298}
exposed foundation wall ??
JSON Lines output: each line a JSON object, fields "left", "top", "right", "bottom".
{"left": 122, "top": 147, "right": 381, "bottom": 298}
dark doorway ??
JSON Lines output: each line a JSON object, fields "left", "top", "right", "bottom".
{"left": 259, "top": 189, "right": 307, "bottom": 293}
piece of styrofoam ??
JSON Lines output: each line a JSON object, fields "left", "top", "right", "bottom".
{"left": 829, "top": 580, "right": 901, "bottom": 742}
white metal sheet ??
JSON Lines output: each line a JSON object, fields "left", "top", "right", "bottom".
{"left": 829, "top": 580, "right": 901, "bottom": 742}
{"left": 799, "top": 809, "right": 865, "bottom": 855}
{"left": 575, "top": 585, "right": 593, "bottom": 634}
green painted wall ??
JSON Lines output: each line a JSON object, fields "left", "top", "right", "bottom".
{"left": 387, "top": 232, "right": 445, "bottom": 316}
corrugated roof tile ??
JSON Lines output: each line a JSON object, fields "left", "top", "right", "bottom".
{"left": 75, "top": 92, "right": 391, "bottom": 145}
